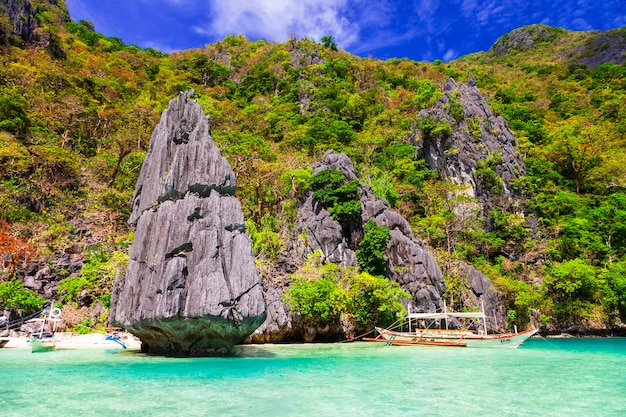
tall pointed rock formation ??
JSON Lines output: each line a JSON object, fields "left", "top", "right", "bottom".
{"left": 110, "top": 91, "right": 266, "bottom": 356}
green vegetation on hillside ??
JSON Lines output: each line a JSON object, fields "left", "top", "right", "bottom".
{"left": 284, "top": 251, "right": 408, "bottom": 333}
{"left": 0, "top": 3, "right": 625, "bottom": 334}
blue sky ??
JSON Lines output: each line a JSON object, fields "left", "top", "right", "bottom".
{"left": 65, "top": 0, "right": 626, "bottom": 61}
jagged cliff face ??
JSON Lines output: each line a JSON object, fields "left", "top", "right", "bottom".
{"left": 1, "top": 0, "right": 39, "bottom": 44}
{"left": 576, "top": 29, "right": 626, "bottom": 68}
{"left": 127, "top": 91, "right": 237, "bottom": 226}
{"left": 439, "top": 260, "right": 510, "bottom": 331}
{"left": 110, "top": 91, "right": 266, "bottom": 356}
{"left": 249, "top": 151, "right": 448, "bottom": 343}
{"left": 417, "top": 76, "right": 525, "bottom": 200}
{"left": 0, "top": 0, "right": 68, "bottom": 45}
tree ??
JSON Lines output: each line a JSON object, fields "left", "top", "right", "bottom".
{"left": 602, "top": 260, "right": 626, "bottom": 321}
{"left": 347, "top": 271, "right": 408, "bottom": 328}
{"left": 547, "top": 119, "right": 607, "bottom": 194}
{"left": 0, "top": 220, "right": 34, "bottom": 278}
{"left": 0, "top": 95, "right": 30, "bottom": 138}
{"left": 0, "top": 279, "right": 45, "bottom": 315}
{"left": 475, "top": 152, "right": 504, "bottom": 194}
{"left": 543, "top": 259, "right": 601, "bottom": 321}
{"left": 588, "top": 193, "right": 626, "bottom": 257}
{"left": 356, "top": 220, "right": 390, "bottom": 276}
{"left": 284, "top": 252, "right": 408, "bottom": 332}
{"left": 283, "top": 254, "right": 347, "bottom": 326}
{"left": 107, "top": 103, "right": 157, "bottom": 187}
{"left": 321, "top": 35, "right": 338, "bottom": 51}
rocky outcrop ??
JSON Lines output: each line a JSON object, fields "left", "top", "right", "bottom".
{"left": 416, "top": 76, "right": 525, "bottom": 200}
{"left": 0, "top": 0, "right": 67, "bottom": 46}
{"left": 413, "top": 76, "right": 534, "bottom": 330}
{"left": 490, "top": 24, "right": 565, "bottom": 56}
{"left": 127, "top": 91, "right": 237, "bottom": 226}
{"left": 443, "top": 262, "right": 508, "bottom": 332}
{"left": 490, "top": 24, "right": 626, "bottom": 69}
{"left": 247, "top": 273, "right": 298, "bottom": 343}
{"left": 576, "top": 28, "right": 626, "bottom": 68}
{"left": 1, "top": 0, "right": 39, "bottom": 44}
{"left": 289, "top": 46, "right": 324, "bottom": 69}
{"left": 303, "top": 151, "right": 445, "bottom": 310}
{"left": 248, "top": 151, "right": 446, "bottom": 342}
{"left": 292, "top": 151, "right": 361, "bottom": 267}
{"left": 110, "top": 91, "right": 266, "bottom": 356}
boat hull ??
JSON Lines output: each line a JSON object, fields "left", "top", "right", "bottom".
{"left": 363, "top": 336, "right": 466, "bottom": 347}
{"left": 463, "top": 329, "right": 539, "bottom": 348}
{"left": 372, "top": 327, "right": 538, "bottom": 348}
{"left": 30, "top": 337, "right": 57, "bottom": 352}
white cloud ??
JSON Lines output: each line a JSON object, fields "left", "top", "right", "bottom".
{"left": 414, "top": 0, "right": 441, "bottom": 33}
{"left": 459, "top": 0, "right": 479, "bottom": 16}
{"left": 354, "top": 0, "right": 395, "bottom": 28}
{"left": 443, "top": 48, "right": 458, "bottom": 61}
{"left": 198, "top": 0, "right": 360, "bottom": 48}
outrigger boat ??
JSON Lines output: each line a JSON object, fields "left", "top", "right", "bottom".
{"left": 364, "top": 302, "right": 538, "bottom": 348}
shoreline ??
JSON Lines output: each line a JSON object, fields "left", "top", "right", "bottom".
{"left": 3, "top": 332, "right": 625, "bottom": 351}
{"left": 1, "top": 332, "right": 141, "bottom": 350}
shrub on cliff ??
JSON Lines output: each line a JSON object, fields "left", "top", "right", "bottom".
{"left": 57, "top": 247, "right": 128, "bottom": 308}
{"left": 310, "top": 168, "right": 362, "bottom": 228}
{"left": 0, "top": 278, "right": 45, "bottom": 314}
{"left": 356, "top": 219, "right": 390, "bottom": 276}
{"left": 284, "top": 252, "right": 408, "bottom": 331}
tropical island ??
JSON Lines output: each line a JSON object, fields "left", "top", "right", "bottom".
{"left": 1, "top": 0, "right": 626, "bottom": 353}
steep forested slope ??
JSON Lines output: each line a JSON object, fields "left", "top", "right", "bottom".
{"left": 0, "top": 1, "right": 625, "bottom": 335}
{"left": 453, "top": 25, "right": 626, "bottom": 331}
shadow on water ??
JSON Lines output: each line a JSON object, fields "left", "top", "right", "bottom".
{"left": 229, "top": 344, "right": 278, "bottom": 358}
{"left": 110, "top": 343, "right": 278, "bottom": 358}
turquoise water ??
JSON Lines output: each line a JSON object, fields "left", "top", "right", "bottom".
{"left": 1, "top": 338, "right": 625, "bottom": 416}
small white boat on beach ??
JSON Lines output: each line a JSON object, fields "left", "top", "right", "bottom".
{"left": 365, "top": 302, "right": 538, "bottom": 348}
{"left": 30, "top": 303, "right": 62, "bottom": 353}
{"left": 30, "top": 335, "right": 58, "bottom": 352}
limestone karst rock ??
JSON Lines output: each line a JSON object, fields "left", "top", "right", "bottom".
{"left": 305, "top": 151, "right": 446, "bottom": 311}
{"left": 490, "top": 24, "right": 563, "bottom": 56}
{"left": 440, "top": 261, "right": 509, "bottom": 332}
{"left": 109, "top": 91, "right": 266, "bottom": 356}
{"left": 0, "top": 0, "right": 68, "bottom": 49}
{"left": 416, "top": 76, "right": 525, "bottom": 199}
{"left": 1, "top": 0, "right": 41, "bottom": 44}
{"left": 415, "top": 76, "right": 529, "bottom": 261}
{"left": 248, "top": 151, "right": 447, "bottom": 342}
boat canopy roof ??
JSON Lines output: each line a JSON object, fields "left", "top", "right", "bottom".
{"left": 407, "top": 311, "right": 486, "bottom": 320}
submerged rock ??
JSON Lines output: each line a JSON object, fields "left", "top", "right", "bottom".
{"left": 110, "top": 91, "right": 266, "bottom": 356}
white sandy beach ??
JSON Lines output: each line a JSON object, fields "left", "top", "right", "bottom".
{"left": 1, "top": 332, "right": 141, "bottom": 350}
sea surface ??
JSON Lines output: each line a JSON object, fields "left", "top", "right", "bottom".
{"left": 1, "top": 337, "right": 624, "bottom": 416}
